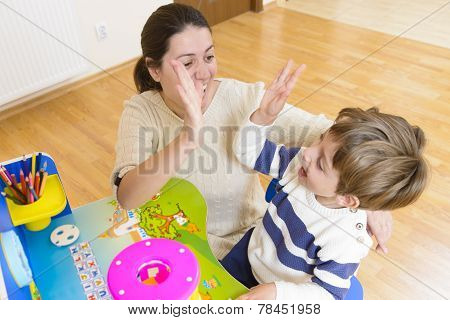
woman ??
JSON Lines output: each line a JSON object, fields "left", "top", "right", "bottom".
{"left": 111, "top": 3, "right": 391, "bottom": 260}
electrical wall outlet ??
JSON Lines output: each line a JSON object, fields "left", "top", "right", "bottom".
{"left": 95, "top": 22, "right": 108, "bottom": 41}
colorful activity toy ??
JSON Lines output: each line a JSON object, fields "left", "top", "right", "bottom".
{"left": 108, "top": 238, "right": 201, "bottom": 300}
{"left": 0, "top": 153, "right": 247, "bottom": 300}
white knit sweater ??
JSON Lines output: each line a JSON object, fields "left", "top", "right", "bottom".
{"left": 111, "top": 78, "right": 332, "bottom": 259}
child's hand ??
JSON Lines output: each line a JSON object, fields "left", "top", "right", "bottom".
{"left": 251, "top": 60, "right": 306, "bottom": 125}
{"left": 236, "top": 282, "right": 277, "bottom": 300}
{"left": 171, "top": 60, "right": 204, "bottom": 134}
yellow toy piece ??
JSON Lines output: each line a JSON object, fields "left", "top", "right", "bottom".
{"left": 5, "top": 174, "right": 67, "bottom": 231}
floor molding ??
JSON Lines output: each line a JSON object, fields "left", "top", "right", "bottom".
{"left": 0, "top": 58, "right": 139, "bottom": 121}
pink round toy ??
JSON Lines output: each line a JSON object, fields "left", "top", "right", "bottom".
{"left": 107, "top": 238, "right": 200, "bottom": 300}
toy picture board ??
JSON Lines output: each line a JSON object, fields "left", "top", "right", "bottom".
{"left": 21, "top": 178, "right": 247, "bottom": 300}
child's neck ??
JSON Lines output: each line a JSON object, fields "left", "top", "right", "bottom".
{"left": 315, "top": 194, "right": 344, "bottom": 209}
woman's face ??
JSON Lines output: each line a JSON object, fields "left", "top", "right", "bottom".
{"left": 150, "top": 26, "right": 217, "bottom": 112}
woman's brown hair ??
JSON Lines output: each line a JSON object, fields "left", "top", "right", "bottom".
{"left": 134, "top": 4, "right": 211, "bottom": 93}
{"left": 329, "top": 107, "right": 428, "bottom": 210}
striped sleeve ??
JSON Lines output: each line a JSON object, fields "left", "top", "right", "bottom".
{"left": 310, "top": 258, "right": 360, "bottom": 300}
{"left": 308, "top": 228, "right": 370, "bottom": 300}
{"left": 233, "top": 119, "right": 300, "bottom": 180}
{"left": 274, "top": 257, "right": 360, "bottom": 300}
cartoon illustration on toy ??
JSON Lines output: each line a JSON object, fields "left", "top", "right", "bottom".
{"left": 99, "top": 199, "right": 200, "bottom": 242}
{"left": 139, "top": 203, "right": 200, "bottom": 239}
{"left": 98, "top": 200, "right": 142, "bottom": 241}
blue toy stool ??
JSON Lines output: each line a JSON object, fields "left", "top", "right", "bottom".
{"left": 265, "top": 178, "right": 364, "bottom": 300}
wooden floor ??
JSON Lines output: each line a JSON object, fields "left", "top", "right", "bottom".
{"left": 1, "top": 6, "right": 449, "bottom": 299}
{"left": 279, "top": 0, "right": 450, "bottom": 49}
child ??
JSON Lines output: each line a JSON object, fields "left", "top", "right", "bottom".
{"left": 222, "top": 62, "right": 428, "bottom": 300}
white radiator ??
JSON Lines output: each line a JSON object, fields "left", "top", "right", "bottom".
{"left": 0, "top": 0, "right": 87, "bottom": 107}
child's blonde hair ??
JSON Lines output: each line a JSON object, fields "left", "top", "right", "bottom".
{"left": 329, "top": 107, "right": 428, "bottom": 210}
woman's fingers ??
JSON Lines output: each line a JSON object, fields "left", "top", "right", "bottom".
{"left": 171, "top": 60, "right": 196, "bottom": 96}
{"left": 366, "top": 210, "right": 392, "bottom": 255}
{"left": 171, "top": 60, "right": 189, "bottom": 83}
{"left": 268, "top": 60, "right": 292, "bottom": 91}
{"left": 270, "top": 61, "right": 305, "bottom": 94}
{"left": 170, "top": 60, "right": 203, "bottom": 133}
{"left": 269, "top": 65, "right": 305, "bottom": 110}
{"left": 276, "top": 59, "right": 293, "bottom": 84}
{"left": 284, "top": 64, "right": 306, "bottom": 93}
{"left": 171, "top": 60, "right": 201, "bottom": 108}
{"left": 176, "top": 84, "right": 190, "bottom": 107}
{"left": 269, "top": 67, "right": 284, "bottom": 88}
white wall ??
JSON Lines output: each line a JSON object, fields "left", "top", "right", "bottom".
{"left": 2, "top": 0, "right": 171, "bottom": 110}
{"left": 73, "top": 0, "right": 171, "bottom": 75}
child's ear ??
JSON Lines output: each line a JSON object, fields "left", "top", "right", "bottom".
{"left": 336, "top": 194, "right": 360, "bottom": 210}
{"left": 146, "top": 57, "right": 161, "bottom": 82}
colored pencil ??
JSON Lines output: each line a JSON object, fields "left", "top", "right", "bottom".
{"left": 5, "top": 179, "right": 26, "bottom": 204}
{"left": 11, "top": 174, "right": 23, "bottom": 194}
{"left": 29, "top": 183, "right": 38, "bottom": 200}
{"left": 34, "top": 173, "right": 40, "bottom": 196}
{"left": 1, "top": 191, "right": 22, "bottom": 205}
{"left": 0, "top": 165, "right": 13, "bottom": 183}
{"left": 13, "top": 177, "right": 27, "bottom": 202}
{"left": 10, "top": 181, "right": 24, "bottom": 197}
{"left": 25, "top": 177, "right": 34, "bottom": 203}
{"left": 10, "top": 173, "right": 18, "bottom": 187}
{"left": 31, "top": 153, "right": 36, "bottom": 178}
{"left": 0, "top": 170, "right": 22, "bottom": 203}
{"left": 21, "top": 155, "right": 29, "bottom": 177}
{"left": 38, "top": 161, "right": 47, "bottom": 190}
{"left": 28, "top": 188, "right": 33, "bottom": 203}
{"left": 28, "top": 171, "right": 34, "bottom": 188}
{"left": 1, "top": 191, "right": 11, "bottom": 199}
{"left": 35, "top": 153, "right": 42, "bottom": 179}
{"left": 0, "top": 168, "right": 26, "bottom": 204}
{"left": 0, "top": 167, "right": 10, "bottom": 184}
{"left": 42, "top": 161, "right": 47, "bottom": 173}
{"left": 19, "top": 169, "right": 27, "bottom": 196}
{"left": 39, "top": 172, "right": 48, "bottom": 197}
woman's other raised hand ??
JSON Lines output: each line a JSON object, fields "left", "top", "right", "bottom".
{"left": 251, "top": 60, "right": 306, "bottom": 125}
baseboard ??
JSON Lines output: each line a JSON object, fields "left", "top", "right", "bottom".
{"left": 0, "top": 57, "right": 139, "bottom": 121}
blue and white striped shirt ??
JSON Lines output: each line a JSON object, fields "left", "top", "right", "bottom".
{"left": 233, "top": 119, "right": 372, "bottom": 300}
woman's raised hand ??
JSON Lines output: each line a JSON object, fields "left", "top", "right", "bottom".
{"left": 252, "top": 60, "right": 306, "bottom": 125}
{"left": 171, "top": 60, "right": 204, "bottom": 135}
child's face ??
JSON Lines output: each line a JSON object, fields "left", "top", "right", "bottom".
{"left": 298, "top": 132, "right": 340, "bottom": 197}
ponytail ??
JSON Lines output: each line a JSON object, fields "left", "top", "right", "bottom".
{"left": 133, "top": 56, "right": 162, "bottom": 93}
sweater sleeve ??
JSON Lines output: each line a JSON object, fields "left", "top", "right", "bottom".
{"left": 236, "top": 81, "right": 332, "bottom": 148}
{"left": 110, "top": 99, "right": 157, "bottom": 200}
{"left": 274, "top": 255, "right": 362, "bottom": 300}
{"left": 275, "top": 231, "right": 370, "bottom": 300}
{"left": 267, "top": 103, "right": 333, "bottom": 148}
{"left": 275, "top": 280, "right": 334, "bottom": 300}
{"left": 274, "top": 259, "right": 361, "bottom": 300}
{"left": 233, "top": 117, "right": 301, "bottom": 181}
